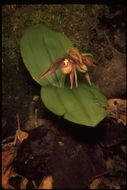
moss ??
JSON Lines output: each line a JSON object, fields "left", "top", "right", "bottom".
{"left": 2, "top": 5, "right": 113, "bottom": 63}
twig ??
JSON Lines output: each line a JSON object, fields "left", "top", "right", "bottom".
{"left": 103, "top": 31, "right": 113, "bottom": 48}
{"left": 34, "top": 108, "right": 38, "bottom": 128}
{"left": 16, "top": 113, "right": 20, "bottom": 130}
{"left": 2, "top": 136, "right": 15, "bottom": 144}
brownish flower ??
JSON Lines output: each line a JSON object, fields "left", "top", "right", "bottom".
{"left": 39, "top": 47, "right": 96, "bottom": 89}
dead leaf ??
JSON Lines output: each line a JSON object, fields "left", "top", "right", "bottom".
{"left": 38, "top": 176, "right": 53, "bottom": 189}
{"left": 2, "top": 166, "right": 13, "bottom": 188}
{"left": 13, "top": 114, "right": 29, "bottom": 145}
{"left": 2, "top": 156, "right": 28, "bottom": 190}
{"left": 105, "top": 157, "right": 113, "bottom": 170}
{"left": 2, "top": 148, "right": 17, "bottom": 174}
{"left": 99, "top": 177, "right": 121, "bottom": 189}
{"left": 2, "top": 118, "right": 28, "bottom": 189}
{"left": 89, "top": 177, "right": 102, "bottom": 189}
{"left": 107, "top": 98, "right": 127, "bottom": 125}
{"left": 121, "top": 145, "right": 127, "bottom": 154}
{"left": 20, "top": 177, "right": 28, "bottom": 189}
{"left": 2, "top": 164, "right": 22, "bottom": 189}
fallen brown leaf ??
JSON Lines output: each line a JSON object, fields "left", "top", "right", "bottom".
{"left": 38, "top": 176, "right": 53, "bottom": 189}
{"left": 2, "top": 166, "right": 13, "bottom": 189}
{"left": 20, "top": 177, "right": 28, "bottom": 189}
{"left": 13, "top": 114, "right": 29, "bottom": 145}
{"left": 2, "top": 163, "right": 22, "bottom": 189}
{"left": 2, "top": 148, "right": 17, "bottom": 174}
{"left": 121, "top": 145, "right": 127, "bottom": 154}
{"left": 89, "top": 177, "right": 102, "bottom": 189}
{"left": 107, "top": 98, "right": 127, "bottom": 125}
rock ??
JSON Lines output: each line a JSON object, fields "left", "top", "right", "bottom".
{"left": 92, "top": 49, "right": 126, "bottom": 98}
{"left": 97, "top": 118, "right": 126, "bottom": 147}
{"left": 12, "top": 123, "right": 107, "bottom": 188}
{"left": 12, "top": 118, "right": 126, "bottom": 188}
{"left": 51, "top": 142, "right": 106, "bottom": 189}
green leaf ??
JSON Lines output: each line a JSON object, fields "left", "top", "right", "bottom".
{"left": 41, "top": 83, "right": 107, "bottom": 127}
{"left": 20, "top": 24, "right": 108, "bottom": 127}
{"left": 20, "top": 24, "right": 73, "bottom": 87}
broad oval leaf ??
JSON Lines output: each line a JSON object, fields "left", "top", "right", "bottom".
{"left": 20, "top": 24, "right": 73, "bottom": 87}
{"left": 41, "top": 83, "right": 108, "bottom": 127}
